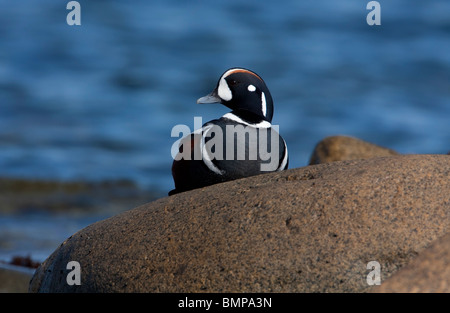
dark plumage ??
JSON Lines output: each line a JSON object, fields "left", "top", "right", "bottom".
{"left": 169, "top": 68, "right": 288, "bottom": 195}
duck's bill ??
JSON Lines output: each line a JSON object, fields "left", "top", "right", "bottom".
{"left": 197, "top": 91, "right": 221, "bottom": 104}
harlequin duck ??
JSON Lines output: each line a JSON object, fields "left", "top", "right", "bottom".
{"left": 169, "top": 68, "right": 288, "bottom": 195}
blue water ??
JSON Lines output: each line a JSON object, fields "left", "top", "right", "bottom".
{"left": 0, "top": 212, "right": 108, "bottom": 262}
{"left": 0, "top": 1, "right": 449, "bottom": 262}
{"left": 1, "top": 0, "right": 449, "bottom": 192}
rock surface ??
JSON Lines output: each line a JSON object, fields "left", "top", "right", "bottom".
{"left": 373, "top": 231, "right": 450, "bottom": 292}
{"left": 29, "top": 154, "right": 449, "bottom": 293}
{"left": 309, "top": 135, "right": 399, "bottom": 165}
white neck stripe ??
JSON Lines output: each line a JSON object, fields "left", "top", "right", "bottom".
{"left": 222, "top": 112, "right": 271, "bottom": 128}
{"left": 261, "top": 92, "right": 267, "bottom": 117}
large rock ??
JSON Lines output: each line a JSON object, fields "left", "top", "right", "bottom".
{"left": 309, "top": 135, "right": 399, "bottom": 165}
{"left": 373, "top": 231, "right": 450, "bottom": 292}
{"left": 29, "top": 154, "right": 449, "bottom": 293}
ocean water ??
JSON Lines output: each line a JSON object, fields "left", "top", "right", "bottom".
{"left": 0, "top": 1, "right": 449, "bottom": 262}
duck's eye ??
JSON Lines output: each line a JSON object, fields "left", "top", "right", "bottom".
{"left": 228, "top": 80, "right": 238, "bottom": 86}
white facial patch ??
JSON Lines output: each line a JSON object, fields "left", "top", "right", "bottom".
{"left": 247, "top": 84, "right": 256, "bottom": 92}
{"left": 261, "top": 92, "right": 267, "bottom": 117}
{"left": 217, "top": 77, "right": 232, "bottom": 101}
